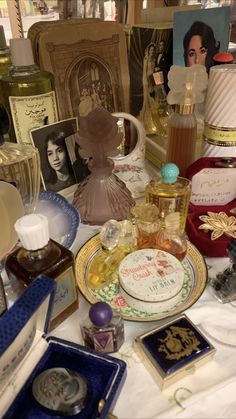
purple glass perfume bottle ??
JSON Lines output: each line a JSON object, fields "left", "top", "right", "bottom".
{"left": 81, "top": 302, "right": 124, "bottom": 353}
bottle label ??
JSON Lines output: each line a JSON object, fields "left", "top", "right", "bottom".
{"left": 51, "top": 266, "right": 77, "bottom": 320}
{"left": 204, "top": 123, "right": 236, "bottom": 145}
{"left": 9, "top": 91, "right": 58, "bottom": 144}
{"left": 93, "top": 330, "right": 114, "bottom": 353}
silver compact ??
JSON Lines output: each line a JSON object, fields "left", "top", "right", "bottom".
{"left": 32, "top": 367, "right": 89, "bottom": 415}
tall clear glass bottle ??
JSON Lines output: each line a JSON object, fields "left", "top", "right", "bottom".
{"left": 152, "top": 71, "right": 172, "bottom": 139}
{"left": 146, "top": 163, "right": 191, "bottom": 233}
{"left": 0, "top": 38, "right": 58, "bottom": 144}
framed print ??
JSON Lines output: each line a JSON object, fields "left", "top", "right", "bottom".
{"left": 173, "top": 6, "right": 231, "bottom": 72}
{"left": 30, "top": 118, "right": 78, "bottom": 193}
{"left": 34, "top": 21, "right": 130, "bottom": 120}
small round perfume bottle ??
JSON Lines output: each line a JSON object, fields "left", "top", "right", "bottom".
{"left": 81, "top": 302, "right": 124, "bottom": 354}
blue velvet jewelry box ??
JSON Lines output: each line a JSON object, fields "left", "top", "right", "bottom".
{"left": 0, "top": 276, "right": 126, "bottom": 418}
{"left": 135, "top": 314, "right": 216, "bottom": 390}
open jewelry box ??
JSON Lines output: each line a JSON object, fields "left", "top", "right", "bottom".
{"left": 0, "top": 276, "right": 126, "bottom": 418}
{"left": 186, "top": 157, "right": 236, "bottom": 257}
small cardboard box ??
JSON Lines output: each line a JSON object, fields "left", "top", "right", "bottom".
{"left": 186, "top": 157, "right": 236, "bottom": 257}
{"left": 0, "top": 276, "right": 126, "bottom": 418}
{"left": 134, "top": 313, "right": 215, "bottom": 390}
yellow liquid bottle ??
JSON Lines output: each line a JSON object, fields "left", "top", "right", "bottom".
{"left": 146, "top": 163, "right": 191, "bottom": 233}
{"left": 0, "top": 38, "right": 58, "bottom": 144}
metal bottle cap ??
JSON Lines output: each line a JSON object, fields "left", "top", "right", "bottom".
{"left": 32, "top": 368, "right": 89, "bottom": 415}
{"left": 214, "top": 158, "right": 236, "bottom": 168}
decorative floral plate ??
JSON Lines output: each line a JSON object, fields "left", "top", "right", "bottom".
{"left": 36, "top": 191, "right": 80, "bottom": 249}
{"left": 75, "top": 235, "right": 208, "bottom": 321}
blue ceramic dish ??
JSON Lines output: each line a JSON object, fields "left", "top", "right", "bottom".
{"left": 36, "top": 191, "right": 80, "bottom": 249}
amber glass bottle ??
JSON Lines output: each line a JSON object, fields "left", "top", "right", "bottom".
{"left": 5, "top": 213, "right": 78, "bottom": 330}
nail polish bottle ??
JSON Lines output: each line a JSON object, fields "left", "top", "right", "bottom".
{"left": 81, "top": 302, "right": 124, "bottom": 353}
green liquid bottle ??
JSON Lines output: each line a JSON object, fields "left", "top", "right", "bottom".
{"left": 0, "top": 38, "right": 58, "bottom": 144}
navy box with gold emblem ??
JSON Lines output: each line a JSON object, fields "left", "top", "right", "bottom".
{"left": 134, "top": 314, "right": 216, "bottom": 390}
{"left": 0, "top": 276, "right": 126, "bottom": 418}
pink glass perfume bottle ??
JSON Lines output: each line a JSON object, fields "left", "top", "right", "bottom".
{"left": 81, "top": 302, "right": 124, "bottom": 353}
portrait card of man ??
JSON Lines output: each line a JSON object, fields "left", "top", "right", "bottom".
{"left": 173, "top": 6, "right": 231, "bottom": 72}
{"left": 30, "top": 118, "right": 79, "bottom": 193}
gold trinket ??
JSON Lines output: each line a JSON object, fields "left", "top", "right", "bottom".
{"left": 198, "top": 211, "right": 236, "bottom": 240}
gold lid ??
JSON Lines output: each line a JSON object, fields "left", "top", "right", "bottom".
{"left": 175, "top": 104, "right": 195, "bottom": 115}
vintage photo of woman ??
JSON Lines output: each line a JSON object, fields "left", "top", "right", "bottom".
{"left": 44, "top": 131, "right": 76, "bottom": 192}
{"left": 173, "top": 7, "right": 230, "bottom": 69}
{"left": 183, "top": 21, "right": 220, "bottom": 73}
{"left": 30, "top": 118, "right": 80, "bottom": 193}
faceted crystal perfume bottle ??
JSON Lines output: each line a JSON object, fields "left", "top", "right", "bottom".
{"left": 81, "top": 302, "right": 124, "bottom": 353}
{"left": 146, "top": 163, "right": 191, "bottom": 233}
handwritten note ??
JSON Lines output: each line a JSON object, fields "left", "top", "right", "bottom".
{"left": 190, "top": 168, "right": 236, "bottom": 206}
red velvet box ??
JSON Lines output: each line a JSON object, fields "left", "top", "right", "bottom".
{"left": 186, "top": 157, "right": 236, "bottom": 258}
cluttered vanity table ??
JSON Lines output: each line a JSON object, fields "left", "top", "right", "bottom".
{"left": 1, "top": 5, "right": 236, "bottom": 417}
{"left": 52, "top": 198, "right": 236, "bottom": 419}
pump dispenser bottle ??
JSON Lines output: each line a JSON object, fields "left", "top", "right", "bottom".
{"left": 165, "top": 65, "right": 208, "bottom": 177}
{"left": 5, "top": 213, "right": 78, "bottom": 330}
{"left": 0, "top": 38, "right": 58, "bottom": 144}
{"left": 166, "top": 83, "right": 196, "bottom": 177}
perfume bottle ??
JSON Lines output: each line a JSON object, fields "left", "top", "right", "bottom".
{"left": 156, "top": 212, "right": 187, "bottom": 261}
{"left": 146, "top": 163, "right": 191, "bottom": 233}
{"left": 81, "top": 301, "right": 124, "bottom": 353}
{"left": 0, "top": 111, "right": 41, "bottom": 213}
{"left": 166, "top": 65, "right": 208, "bottom": 176}
{"left": 5, "top": 213, "right": 78, "bottom": 330}
{"left": 0, "top": 25, "right": 11, "bottom": 78}
{"left": 166, "top": 86, "right": 197, "bottom": 177}
{"left": 152, "top": 71, "right": 172, "bottom": 139}
{"left": 209, "top": 238, "right": 236, "bottom": 303}
{"left": 130, "top": 203, "right": 160, "bottom": 249}
{"left": 0, "top": 38, "right": 58, "bottom": 144}
{"left": 88, "top": 219, "right": 136, "bottom": 289}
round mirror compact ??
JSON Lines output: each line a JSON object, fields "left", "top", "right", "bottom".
{"left": 112, "top": 112, "right": 150, "bottom": 198}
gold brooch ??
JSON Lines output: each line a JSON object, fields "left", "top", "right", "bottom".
{"left": 198, "top": 211, "right": 236, "bottom": 240}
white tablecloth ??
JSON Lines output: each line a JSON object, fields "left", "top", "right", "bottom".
{"left": 53, "top": 221, "right": 236, "bottom": 419}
